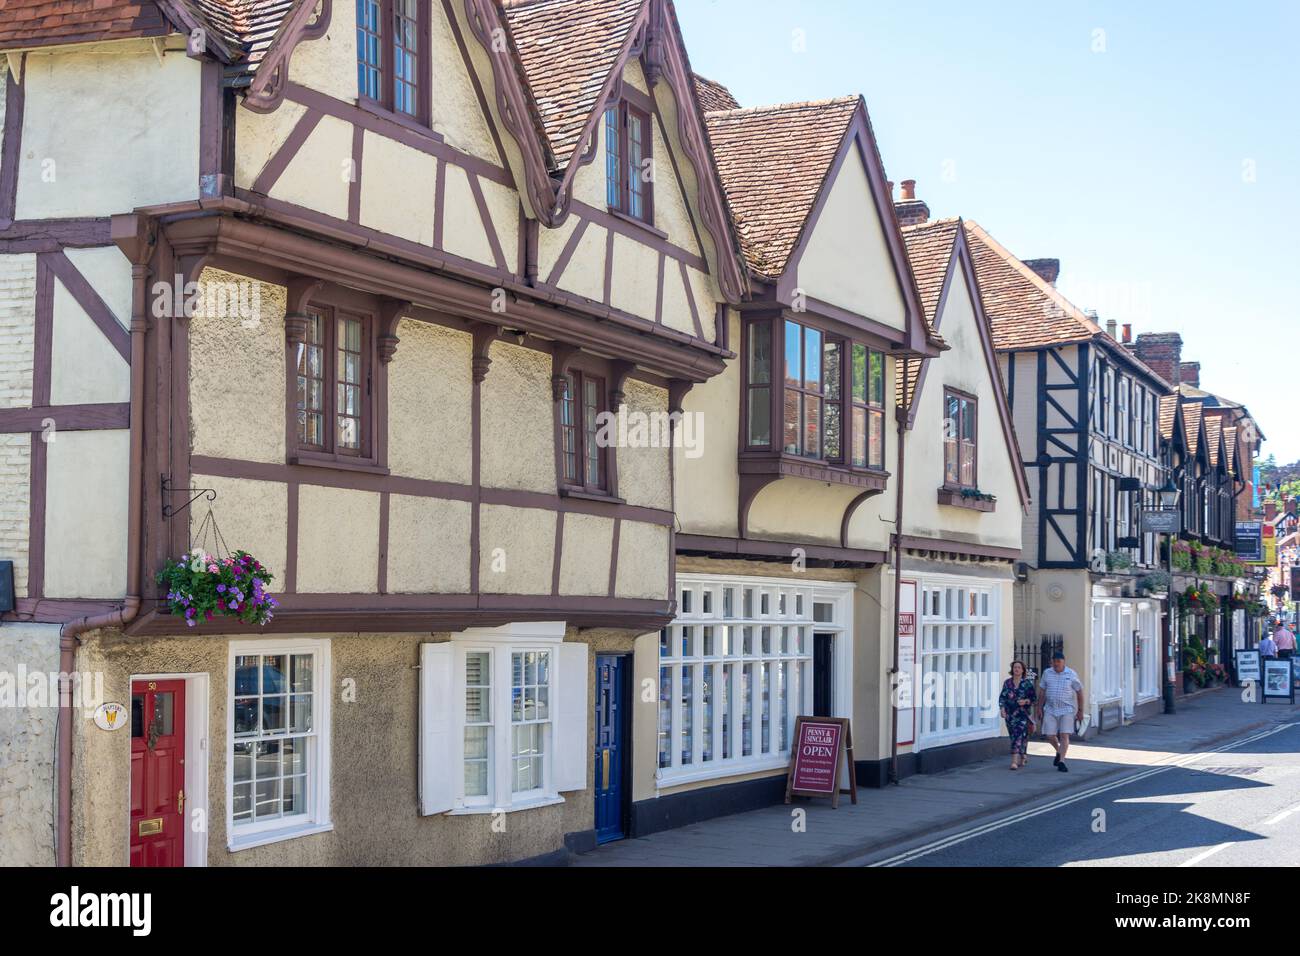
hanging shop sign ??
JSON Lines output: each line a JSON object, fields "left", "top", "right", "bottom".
{"left": 785, "top": 716, "right": 857, "bottom": 808}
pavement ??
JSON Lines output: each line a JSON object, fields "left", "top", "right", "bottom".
{"left": 571, "top": 686, "right": 1300, "bottom": 867}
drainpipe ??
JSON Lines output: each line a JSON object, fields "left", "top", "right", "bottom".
{"left": 53, "top": 240, "right": 151, "bottom": 866}
{"left": 888, "top": 362, "right": 911, "bottom": 785}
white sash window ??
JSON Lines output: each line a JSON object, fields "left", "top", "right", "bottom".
{"left": 419, "top": 623, "right": 587, "bottom": 815}
{"left": 226, "top": 638, "right": 333, "bottom": 851}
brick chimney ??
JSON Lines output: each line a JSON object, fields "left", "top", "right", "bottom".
{"left": 1288, "top": 497, "right": 1297, "bottom": 517}
{"left": 1130, "top": 332, "right": 1183, "bottom": 386}
{"left": 1022, "top": 258, "right": 1060, "bottom": 285}
{"left": 894, "top": 179, "right": 929, "bottom": 226}
{"left": 1266, "top": 501, "right": 1278, "bottom": 522}
{"left": 1179, "top": 362, "right": 1200, "bottom": 388}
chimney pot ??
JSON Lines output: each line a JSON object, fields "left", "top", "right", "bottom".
{"left": 1105, "top": 318, "right": 1117, "bottom": 339}
{"left": 892, "top": 179, "right": 929, "bottom": 227}
{"left": 1122, "top": 323, "right": 1132, "bottom": 343}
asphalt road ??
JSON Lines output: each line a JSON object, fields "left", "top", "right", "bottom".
{"left": 872, "top": 719, "right": 1300, "bottom": 867}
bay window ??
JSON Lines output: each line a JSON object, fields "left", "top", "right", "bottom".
{"left": 227, "top": 638, "right": 332, "bottom": 850}
{"left": 743, "top": 317, "right": 885, "bottom": 471}
{"left": 419, "top": 624, "right": 587, "bottom": 815}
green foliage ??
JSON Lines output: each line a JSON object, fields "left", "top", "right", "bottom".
{"left": 157, "top": 549, "right": 278, "bottom": 627}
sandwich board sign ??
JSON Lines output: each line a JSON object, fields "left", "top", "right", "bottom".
{"left": 784, "top": 716, "right": 857, "bottom": 808}
{"left": 1236, "top": 649, "right": 1261, "bottom": 684}
{"left": 1262, "top": 659, "right": 1294, "bottom": 704}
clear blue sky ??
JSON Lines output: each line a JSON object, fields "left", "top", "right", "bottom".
{"left": 676, "top": 0, "right": 1300, "bottom": 462}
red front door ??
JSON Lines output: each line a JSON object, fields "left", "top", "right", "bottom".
{"left": 130, "top": 679, "right": 186, "bottom": 867}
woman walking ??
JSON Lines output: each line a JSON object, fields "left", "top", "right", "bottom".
{"left": 999, "top": 660, "right": 1035, "bottom": 770}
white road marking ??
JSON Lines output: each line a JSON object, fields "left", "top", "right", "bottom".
{"left": 1180, "top": 842, "right": 1233, "bottom": 867}
{"left": 1263, "top": 802, "right": 1300, "bottom": 826}
{"left": 866, "top": 722, "right": 1295, "bottom": 867}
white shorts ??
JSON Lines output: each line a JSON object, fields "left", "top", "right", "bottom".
{"left": 1042, "top": 712, "right": 1074, "bottom": 737}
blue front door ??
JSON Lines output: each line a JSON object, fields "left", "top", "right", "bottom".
{"left": 594, "top": 654, "right": 627, "bottom": 844}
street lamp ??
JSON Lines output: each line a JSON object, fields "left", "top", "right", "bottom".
{"left": 1158, "top": 476, "right": 1180, "bottom": 510}
{"left": 1159, "top": 475, "right": 1181, "bottom": 714}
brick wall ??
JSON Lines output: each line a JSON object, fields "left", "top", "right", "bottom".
{"left": 0, "top": 253, "right": 36, "bottom": 409}
{"left": 0, "top": 433, "right": 30, "bottom": 596}
{"left": 1130, "top": 331, "right": 1182, "bottom": 386}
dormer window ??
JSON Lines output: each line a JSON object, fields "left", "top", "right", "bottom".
{"left": 356, "top": 0, "right": 430, "bottom": 124}
{"left": 605, "top": 100, "right": 653, "bottom": 223}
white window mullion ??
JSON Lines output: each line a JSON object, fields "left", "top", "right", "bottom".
{"left": 493, "top": 648, "right": 512, "bottom": 808}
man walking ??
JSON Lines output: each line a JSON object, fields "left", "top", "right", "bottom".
{"left": 1273, "top": 621, "right": 1296, "bottom": 661}
{"left": 1036, "top": 651, "right": 1084, "bottom": 772}
{"left": 1259, "top": 628, "right": 1279, "bottom": 661}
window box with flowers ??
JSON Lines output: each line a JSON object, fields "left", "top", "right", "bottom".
{"left": 1139, "top": 571, "right": 1170, "bottom": 597}
{"left": 157, "top": 550, "right": 279, "bottom": 627}
{"left": 937, "top": 487, "right": 997, "bottom": 512}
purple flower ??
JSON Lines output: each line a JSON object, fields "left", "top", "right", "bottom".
{"left": 186, "top": 618, "right": 196, "bottom": 628}
{"left": 217, "top": 584, "right": 227, "bottom": 593}
{"left": 185, "top": 607, "right": 195, "bottom": 618}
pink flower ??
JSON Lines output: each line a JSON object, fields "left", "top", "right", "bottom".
{"left": 208, "top": 564, "right": 219, "bottom": 573}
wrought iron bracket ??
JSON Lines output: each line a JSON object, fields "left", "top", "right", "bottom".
{"left": 161, "top": 475, "right": 217, "bottom": 519}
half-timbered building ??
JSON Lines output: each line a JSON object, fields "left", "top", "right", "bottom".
{"left": 0, "top": 0, "right": 750, "bottom": 866}
{"left": 953, "top": 218, "right": 1173, "bottom": 730}
{"left": 618, "top": 89, "right": 942, "bottom": 836}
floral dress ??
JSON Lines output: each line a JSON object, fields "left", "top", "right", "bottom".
{"left": 999, "top": 677, "right": 1035, "bottom": 755}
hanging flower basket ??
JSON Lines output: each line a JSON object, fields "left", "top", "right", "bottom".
{"left": 1177, "top": 585, "right": 1219, "bottom": 616}
{"left": 157, "top": 549, "right": 279, "bottom": 627}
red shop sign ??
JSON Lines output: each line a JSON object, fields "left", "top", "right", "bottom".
{"left": 784, "top": 716, "right": 857, "bottom": 808}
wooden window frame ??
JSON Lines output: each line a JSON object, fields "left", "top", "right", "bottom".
{"left": 356, "top": 0, "right": 433, "bottom": 129}
{"left": 289, "top": 293, "right": 385, "bottom": 473}
{"left": 740, "top": 314, "right": 887, "bottom": 475}
{"left": 605, "top": 99, "right": 654, "bottom": 225}
{"left": 942, "top": 388, "right": 978, "bottom": 490}
{"left": 555, "top": 356, "right": 616, "bottom": 499}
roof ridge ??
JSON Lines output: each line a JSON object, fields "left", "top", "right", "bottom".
{"left": 704, "top": 95, "right": 860, "bottom": 118}
{"left": 963, "top": 219, "right": 1101, "bottom": 336}
{"left": 901, "top": 216, "right": 962, "bottom": 232}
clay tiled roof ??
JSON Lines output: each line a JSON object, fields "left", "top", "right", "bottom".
{"left": 1183, "top": 401, "right": 1203, "bottom": 457}
{"left": 896, "top": 218, "right": 962, "bottom": 405}
{"left": 0, "top": 0, "right": 169, "bottom": 49}
{"left": 1223, "top": 424, "right": 1238, "bottom": 476}
{"left": 964, "top": 219, "right": 1168, "bottom": 387}
{"left": 1204, "top": 413, "right": 1222, "bottom": 467}
{"left": 693, "top": 72, "right": 738, "bottom": 112}
{"left": 704, "top": 97, "right": 858, "bottom": 281}
{"left": 0, "top": 0, "right": 295, "bottom": 72}
{"left": 502, "top": 0, "right": 642, "bottom": 169}
{"left": 902, "top": 217, "right": 960, "bottom": 327}
{"left": 1158, "top": 393, "right": 1179, "bottom": 442}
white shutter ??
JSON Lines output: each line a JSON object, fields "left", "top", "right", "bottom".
{"left": 552, "top": 642, "right": 589, "bottom": 793}
{"left": 419, "top": 642, "right": 455, "bottom": 815}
